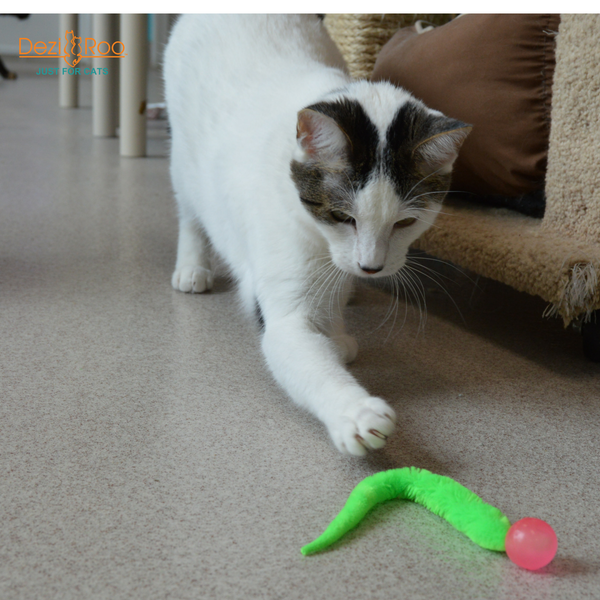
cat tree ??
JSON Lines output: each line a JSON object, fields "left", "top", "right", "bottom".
{"left": 324, "top": 14, "right": 600, "bottom": 360}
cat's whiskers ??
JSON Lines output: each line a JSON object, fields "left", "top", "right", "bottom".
{"left": 368, "top": 270, "right": 410, "bottom": 342}
{"left": 306, "top": 261, "right": 337, "bottom": 304}
{"left": 412, "top": 215, "right": 444, "bottom": 230}
{"left": 328, "top": 268, "right": 344, "bottom": 326}
{"left": 303, "top": 262, "right": 336, "bottom": 314}
{"left": 335, "top": 271, "right": 350, "bottom": 324}
{"left": 407, "top": 189, "right": 478, "bottom": 217}
{"left": 301, "top": 255, "right": 335, "bottom": 289}
{"left": 331, "top": 266, "right": 350, "bottom": 324}
{"left": 371, "top": 272, "right": 405, "bottom": 340}
{"left": 379, "top": 273, "right": 401, "bottom": 343}
{"left": 410, "top": 190, "right": 447, "bottom": 200}
{"left": 416, "top": 207, "right": 455, "bottom": 218}
{"left": 393, "top": 271, "right": 415, "bottom": 329}
{"left": 406, "top": 255, "right": 466, "bottom": 287}
{"left": 385, "top": 272, "right": 408, "bottom": 343}
{"left": 408, "top": 253, "right": 479, "bottom": 289}
{"left": 408, "top": 199, "right": 454, "bottom": 219}
{"left": 408, "top": 268, "right": 428, "bottom": 334}
{"left": 373, "top": 276, "right": 401, "bottom": 334}
{"left": 395, "top": 266, "right": 427, "bottom": 334}
{"left": 307, "top": 261, "right": 341, "bottom": 324}
{"left": 404, "top": 165, "right": 446, "bottom": 201}
{"left": 404, "top": 259, "right": 467, "bottom": 325}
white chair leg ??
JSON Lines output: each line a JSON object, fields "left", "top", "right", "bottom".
{"left": 92, "top": 14, "right": 119, "bottom": 137}
{"left": 119, "top": 14, "right": 148, "bottom": 157}
{"left": 58, "top": 14, "right": 79, "bottom": 108}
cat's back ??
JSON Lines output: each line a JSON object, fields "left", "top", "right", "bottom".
{"left": 166, "top": 14, "right": 343, "bottom": 78}
{"left": 164, "top": 15, "right": 345, "bottom": 132}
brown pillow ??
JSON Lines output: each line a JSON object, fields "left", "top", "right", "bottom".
{"left": 372, "top": 14, "right": 560, "bottom": 198}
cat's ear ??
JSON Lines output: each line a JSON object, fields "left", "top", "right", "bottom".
{"left": 295, "top": 109, "right": 349, "bottom": 164}
{"left": 413, "top": 121, "right": 472, "bottom": 176}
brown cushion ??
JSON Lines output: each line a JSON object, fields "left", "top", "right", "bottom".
{"left": 372, "top": 14, "right": 560, "bottom": 197}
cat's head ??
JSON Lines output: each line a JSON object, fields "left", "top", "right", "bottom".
{"left": 290, "top": 81, "right": 470, "bottom": 278}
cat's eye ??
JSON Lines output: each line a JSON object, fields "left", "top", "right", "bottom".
{"left": 330, "top": 210, "right": 356, "bottom": 226}
{"left": 394, "top": 217, "right": 417, "bottom": 229}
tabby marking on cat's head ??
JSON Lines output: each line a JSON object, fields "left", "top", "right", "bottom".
{"left": 290, "top": 81, "right": 470, "bottom": 277}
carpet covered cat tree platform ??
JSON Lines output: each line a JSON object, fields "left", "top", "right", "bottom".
{"left": 324, "top": 15, "right": 600, "bottom": 345}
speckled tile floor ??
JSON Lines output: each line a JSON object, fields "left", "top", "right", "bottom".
{"left": 1, "top": 56, "right": 599, "bottom": 600}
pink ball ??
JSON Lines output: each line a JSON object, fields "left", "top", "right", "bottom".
{"left": 505, "top": 518, "right": 558, "bottom": 570}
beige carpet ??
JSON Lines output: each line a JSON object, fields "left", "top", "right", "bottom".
{"left": 1, "top": 57, "right": 600, "bottom": 600}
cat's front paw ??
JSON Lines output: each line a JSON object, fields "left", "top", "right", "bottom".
{"left": 328, "top": 397, "right": 397, "bottom": 456}
{"left": 332, "top": 334, "right": 359, "bottom": 364}
{"left": 172, "top": 266, "right": 213, "bottom": 293}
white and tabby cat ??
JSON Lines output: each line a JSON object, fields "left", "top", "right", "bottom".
{"left": 164, "top": 15, "right": 470, "bottom": 456}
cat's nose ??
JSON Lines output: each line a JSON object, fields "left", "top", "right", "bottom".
{"left": 359, "top": 264, "right": 383, "bottom": 275}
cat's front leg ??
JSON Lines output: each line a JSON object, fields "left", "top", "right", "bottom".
{"left": 329, "top": 316, "right": 359, "bottom": 364}
{"left": 172, "top": 212, "right": 213, "bottom": 293}
{"left": 322, "top": 279, "right": 358, "bottom": 364}
{"left": 261, "top": 314, "right": 396, "bottom": 456}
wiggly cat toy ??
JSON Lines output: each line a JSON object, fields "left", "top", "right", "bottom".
{"left": 301, "top": 467, "right": 557, "bottom": 570}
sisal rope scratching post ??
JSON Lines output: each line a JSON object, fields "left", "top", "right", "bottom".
{"left": 541, "top": 14, "right": 600, "bottom": 323}
{"left": 325, "top": 14, "right": 600, "bottom": 324}
{"left": 544, "top": 15, "right": 600, "bottom": 245}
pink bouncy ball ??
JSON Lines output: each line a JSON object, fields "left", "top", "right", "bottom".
{"left": 505, "top": 518, "right": 557, "bottom": 570}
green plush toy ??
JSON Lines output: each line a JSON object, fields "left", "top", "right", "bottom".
{"left": 301, "top": 467, "right": 511, "bottom": 556}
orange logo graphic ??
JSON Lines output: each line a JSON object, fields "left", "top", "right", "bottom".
{"left": 64, "top": 30, "right": 82, "bottom": 68}
{"left": 19, "top": 31, "right": 126, "bottom": 68}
